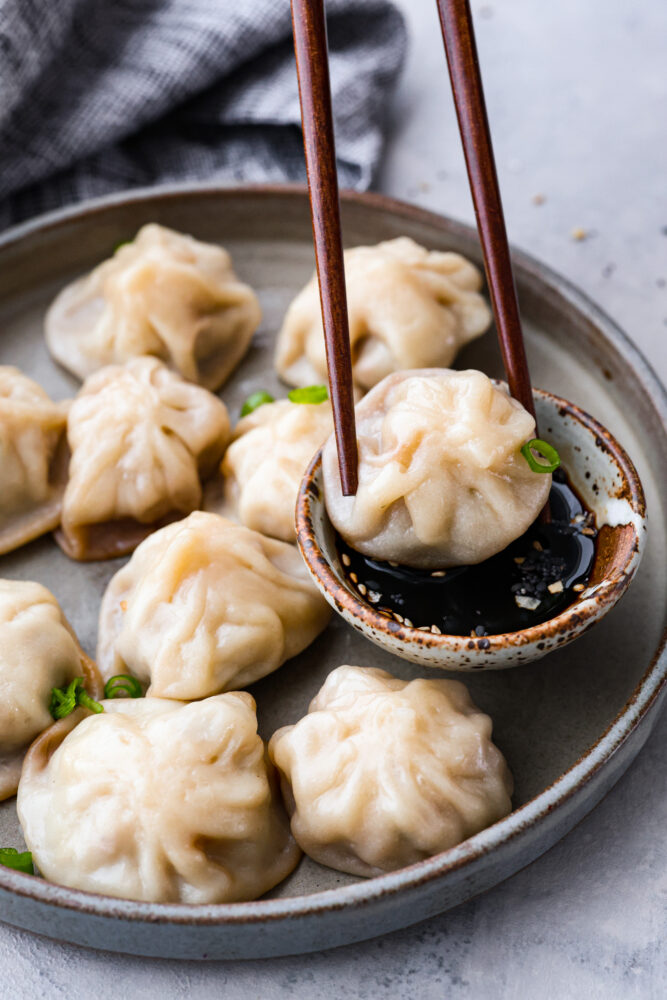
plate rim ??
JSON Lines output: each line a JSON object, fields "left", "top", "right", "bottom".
{"left": 0, "top": 181, "right": 665, "bottom": 927}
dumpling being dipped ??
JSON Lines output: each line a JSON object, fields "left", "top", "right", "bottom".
{"left": 275, "top": 237, "right": 491, "bottom": 391}
{"left": 0, "top": 579, "right": 103, "bottom": 801}
{"left": 0, "top": 367, "right": 68, "bottom": 556}
{"left": 97, "top": 512, "right": 331, "bottom": 700}
{"left": 56, "top": 357, "right": 230, "bottom": 560}
{"left": 269, "top": 665, "right": 513, "bottom": 877}
{"left": 322, "top": 368, "right": 552, "bottom": 569}
{"left": 45, "top": 223, "right": 262, "bottom": 390}
{"left": 18, "top": 692, "right": 301, "bottom": 903}
{"left": 214, "top": 397, "right": 333, "bottom": 542}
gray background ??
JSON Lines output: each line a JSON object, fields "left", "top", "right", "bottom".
{"left": 0, "top": 0, "right": 665, "bottom": 996}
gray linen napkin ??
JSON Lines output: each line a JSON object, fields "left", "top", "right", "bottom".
{"left": 0, "top": 0, "right": 407, "bottom": 229}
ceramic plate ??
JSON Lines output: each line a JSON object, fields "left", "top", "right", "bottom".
{"left": 0, "top": 185, "right": 664, "bottom": 960}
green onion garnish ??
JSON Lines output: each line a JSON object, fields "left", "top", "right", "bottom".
{"left": 113, "top": 240, "right": 130, "bottom": 253}
{"left": 104, "top": 674, "right": 143, "bottom": 699}
{"left": 521, "top": 438, "right": 561, "bottom": 474}
{"left": 49, "top": 678, "right": 104, "bottom": 720}
{"left": 240, "top": 390, "right": 275, "bottom": 417}
{"left": 0, "top": 848, "right": 34, "bottom": 875}
{"left": 288, "top": 385, "right": 328, "bottom": 405}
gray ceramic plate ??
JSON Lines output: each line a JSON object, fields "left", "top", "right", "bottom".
{"left": 0, "top": 185, "right": 664, "bottom": 960}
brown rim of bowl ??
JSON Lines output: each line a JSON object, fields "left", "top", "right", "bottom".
{"left": 0, "top": 183, "right": 662, "bottom": 930}
{"left": 296, "top": 386, "right": 646, "bottom": 651}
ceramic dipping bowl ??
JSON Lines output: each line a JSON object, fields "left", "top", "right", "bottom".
{"left": 296, "top": 387, "right": 647, "bottom": 671}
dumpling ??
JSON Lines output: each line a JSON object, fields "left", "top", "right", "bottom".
{"left": 56, "top": 357, "right": 230, "bottom": 561}
{"left": 269, "top": 665, "right": 513, "bottom": 877}
{"left": 215, "top": 398, "right": 333, "bottom": 542}
{"left": 275, "top": 237, "right": 491, "bottom": 391}
{"left": 322, "top": 368, "right": 551, "bottom": 569}
{"left": 18, "top": 692, "right": 301, "bottom": 902}
{"left": 0, "top": 367, "right": 68, "bottom": 556}
{"left": 97, "top": 512, "right": 331, "bottom": 699}
{"left": 45, "top": 223, "right": 262, "bottom": 390}
{"left": 0, "top": 579, "right": 102, "bottom": 801}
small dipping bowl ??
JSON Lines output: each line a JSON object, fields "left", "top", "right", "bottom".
{"left": 296, "top": 388, "right": 647, "bottom": 670}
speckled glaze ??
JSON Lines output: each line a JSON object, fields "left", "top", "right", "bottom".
{"left": 296, "top": 388, "right": 646, "bottom": 670}
{"left": 0, "top": 184, "right": 664, "bottom": 960}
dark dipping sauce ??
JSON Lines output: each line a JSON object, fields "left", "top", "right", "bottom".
{"left": 336, "top": 469, "right": 598, "bottom": 638}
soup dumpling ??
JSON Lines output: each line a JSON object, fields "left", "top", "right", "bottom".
{"left": 0, "top": 367, "right": 68, "bottom": 556}
{"left": 275, "top": 237, "right": 491, "bottom": 391}
{"left": 97, "top": 512, "right": 331, "bottom": 699}
{"left": 56, "top": 357, "right": 231, "bottom": 561}
{"left": 45, "top": 223, "right": 262, "bottom": 390}
{"left": 0, "top": 579, "right": 102, "bottom": 801}
{"left": 214, "top": 398, "right": 333, "bottom": 542}
{"left": 269, "top": 665, "right": 513, "bottom": 877}
{"left": 18, "top": 692, "right": 300, "bottom": 902}
{"left": 322, "top": 368, "right": 552, "bottom": 569}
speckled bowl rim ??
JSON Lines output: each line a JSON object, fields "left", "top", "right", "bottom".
{"left": 0, "top": 182, "right": 664, "bottom": 933}
{"left": 296, "top": 386, "right": 646, "bottom": 657}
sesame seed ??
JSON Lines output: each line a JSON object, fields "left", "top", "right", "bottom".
{"left": 349, "top": 572, "right": 358, "bottom": 584}
{"left": 430, "top": 624, "right": 442, "bottom": 634}
{"left": 513, "top": 556, "right": 525, "bottom": 565}
{"left": 515, "top": 594, "right": 541, "bottom": 611}
{"left": 120, "top": 600, "right": 128, "bottom": 612}
{"left": 403, "top": 618, "right": 414, "bottom": 627}
{"left": 431, "top": 570, "right": 446, "bottom": 577}
{"left": 367, "top": 590, "right": 381, "bottom": 604}
{"left": 573, "top": 583, "right": 585, "bottom": 592}
{"left": 393, "top": 613, "right": 404, "bottom": 624}
{"left": 533, "top": 540, "right": 544, "bottom": 552}
{"left": 548, "top": 580, "right": 564, "bottom": 594}
{"left": 341, "top": 553, "right": 351, "bottom": 567}
{"left": 358, "top": 583, "right": 367, "bottom": 596}
{"left": 417, "top": 625, "right": 430, "bottom": 631}
{"left": 388, "top": 561, "right": 399, "bottom": 568}
{"left": 571, "top": 226, "right": 587, "bottom": 241}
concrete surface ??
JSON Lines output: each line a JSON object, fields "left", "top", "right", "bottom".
{"left": 0, "top": 0, "right": 665, "bottom": 996}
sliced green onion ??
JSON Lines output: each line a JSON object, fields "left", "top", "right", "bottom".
{"left": 49, "top": 677, "right": 103, "bottom": 720}
{"left": 113, "top": 240, "right": 130, "bottom": 253}
{"left": 240, "top": 390, "right": 275, "bottom": 417}
{"left": 0, "top": 848, "right": 34, "bottom": 875}
{"left": 521, "top": 438, "right": 561, "bottom": 474}
{"left": 104, "top": 675, "right": 143, "bottom": 699}
{"left": 288, "top": 385, "right": 328, "bottom": 405}
{"left": 78, "top": 690, "right": 104, "bottom": 714}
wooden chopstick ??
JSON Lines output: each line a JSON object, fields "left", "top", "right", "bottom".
{"left": 291, "top": 0, "right": 359, "bottom": 496}
{"left": 436, "top": 0, "right": 538, "bottom": 424}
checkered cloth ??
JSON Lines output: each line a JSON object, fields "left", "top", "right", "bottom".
{"left": 0, "top": 0, "right": 407, "bottom": 228}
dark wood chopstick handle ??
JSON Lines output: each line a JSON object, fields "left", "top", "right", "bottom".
{"left": 291, "top": 0, "right": 359, "bottom": 495}
{"left": 436, "top": 0, "right": 537, "bottom": 423}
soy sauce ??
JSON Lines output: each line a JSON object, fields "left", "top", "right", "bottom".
{"left": 336, "top": 469, "right": 597, "bottom": 637}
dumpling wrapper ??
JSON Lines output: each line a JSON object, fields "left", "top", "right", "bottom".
{"left": 56, "top": 357, "right": 231, "bottom": 561}
{"left": 0, "top": 367, "right": 69, "bottom": 556}
{"left": 45, "top": 223, "right": 262, "bottom": 390}
{"left": 18, "top": 692, "right": 301, "bottom": 903}
{"left": 322, "top": 368, "right": 552, "bottom": 569}
{"left": 0, "top": 579, "right": 103, "bottom": 801}
{"left": 269, "top": 665, "right": 513, "bottom": 878}
{"left": 275, "top": 237, "right": 491, "bottom": 391}
{"left": 97, "top": 511, "right": 331, "bottom": 700}
{"left": 211, "top": 398, "right": 333, "bottom": 542}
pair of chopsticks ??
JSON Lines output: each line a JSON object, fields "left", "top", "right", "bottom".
{"left": 292, "top": 0, "right": 537, "bottom": 497}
